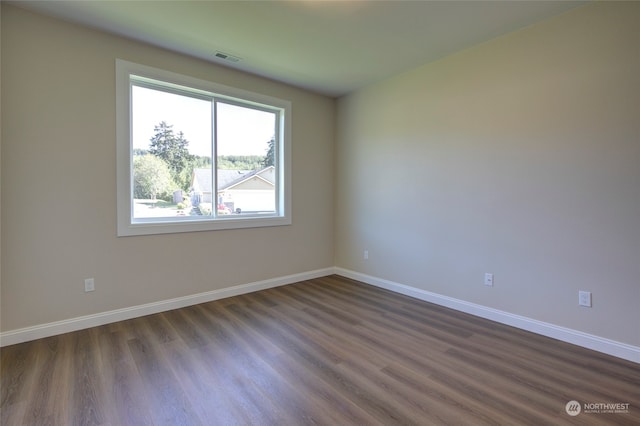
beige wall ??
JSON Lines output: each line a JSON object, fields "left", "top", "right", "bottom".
{"left": 0, "top": 5, "right": 3, "bottom": 334}
{"left": 335, "top": 2, "right": 640, "bottom": 346}
{"left": 1, "top": 5, "right": 334, "bottom": 331}
{"left": 2, "top": 2, "right": 639, "bottom": 350}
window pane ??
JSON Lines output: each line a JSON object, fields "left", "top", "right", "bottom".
{"left": 216, "top": 102, "right": 277, "bottom": 216}
{"left": 117, "top": 59, "right": 291, "bottom": 236}
{"left": 131, "top": 85, "right": 212, "bottom": 220}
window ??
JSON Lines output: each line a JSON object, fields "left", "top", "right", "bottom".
{"left": 116, "top": 60, "right": 291, "bottom": 236}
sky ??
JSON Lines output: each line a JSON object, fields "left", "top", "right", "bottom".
{"left": 132, "top": 86, "right": 275, "bottom": 157}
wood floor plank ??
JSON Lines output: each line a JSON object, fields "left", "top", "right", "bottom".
{"left": 2, "top": 274, "right": 638, "bottom": 425}
{"left": 189, "top": 302, "right": 297, "bottom": 424}
{"left": 380, "top": 361, "right": 511, "bottom": 425}
{"left": 97, "top": 330, "right": 155, "bottom": 426}
{"left": 127, "top": 336, "right": 203, "bottom": 425}
{"left": 200, "top": 300, "right": 381, "bottom": 424}
{"left": 70, "top": 329, "right": 106, "bottom": 426}
{"left": 0, "top": 340, "right": 38, "bottom": 410}
{"left": 224, "top": 300, "right": 417, "bottom": 424}
{"left": 22, "top": 334, "right": 74, "bottom": 425}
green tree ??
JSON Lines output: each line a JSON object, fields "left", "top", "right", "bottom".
{"left": 191, "top": 155, "right": 212, "bottom": 168}
{"left": 263, "top": 136, "right": 275, "bottom": 168}
{"left": 149, "top": 121, "right": 194, "bottom": 189}
{"left": 133, "top": 154, "right": 175, "bottom": 200}
{"left": 218, "top": 155, "right": 264, "bottom": 170}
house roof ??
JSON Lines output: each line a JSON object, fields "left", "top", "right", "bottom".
{"left": 222, "top": 167, "right": 275, "bottom": 191}
{"left": 192, "top": 167, "right": 274, "bottom": 192}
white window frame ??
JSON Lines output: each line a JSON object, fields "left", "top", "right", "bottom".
{"left": 116, "top": 59, "right": 291, "bottom": 236}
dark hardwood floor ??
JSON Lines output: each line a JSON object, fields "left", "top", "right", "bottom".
{"left": 2, "top": 275, "right": 639, "bottom": 425}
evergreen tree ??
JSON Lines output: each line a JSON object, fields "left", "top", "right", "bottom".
{"left": 263, "top": 136, "right": 275, "bottom": 168}
{"left": 148, "top": 121, "right": 194, "bottom": 190}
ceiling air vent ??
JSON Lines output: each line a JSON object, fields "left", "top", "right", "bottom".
{"left": 214, "top": 51, "right": 241, "bottom": 63}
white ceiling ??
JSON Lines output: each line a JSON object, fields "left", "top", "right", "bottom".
{"left": 10, "top": 0, "right": 586, "bottom": 97}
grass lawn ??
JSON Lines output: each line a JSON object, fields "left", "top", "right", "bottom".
{"left": 133, "top": 199, "right": 184, "bottom": 218}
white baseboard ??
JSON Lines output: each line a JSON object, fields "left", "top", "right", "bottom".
{"left": 0, "top": 267, "right": 334, "bottom": 347}
{"left": 335, "top": 267, "right": 640, "bottom": 364}
{"left": 3, "top": 266, "right": 638, "bottom": 364}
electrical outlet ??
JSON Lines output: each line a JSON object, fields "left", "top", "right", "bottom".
{"left": 578, "top": 291, "right": 591, "bottom": 307}
{"left": 84, "top": 278, "right": 95, "bottom": 292}
{"left": 484, "top": 273, "right": 494, "bottom": 286}
{"left": 364, "top": 250, "right": 369, "bottom": 260}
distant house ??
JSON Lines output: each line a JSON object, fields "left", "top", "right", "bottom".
{"left": 191, "top": 166, "right": 276, "bottom": 213}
